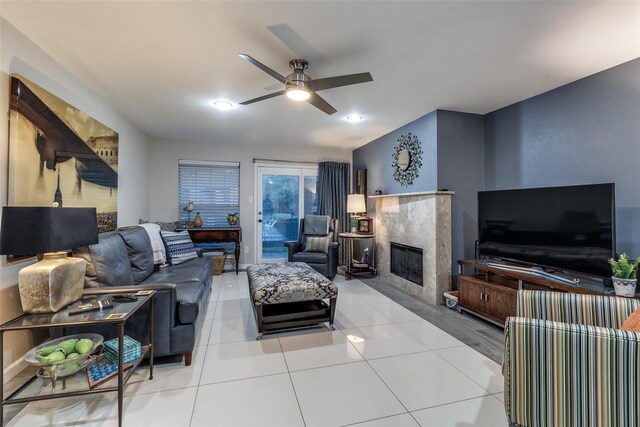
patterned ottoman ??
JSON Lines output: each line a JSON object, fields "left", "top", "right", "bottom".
{"left": 246, "top": 262, "right": 338, "bottom": 339}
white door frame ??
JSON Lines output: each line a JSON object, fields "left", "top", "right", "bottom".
{"left": 253, "top": 162, "right": 318, "bottom": 263}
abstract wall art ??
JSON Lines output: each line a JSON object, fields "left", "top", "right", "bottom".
{"left": 8, "top": 75, "right": 118, "bottom": 233}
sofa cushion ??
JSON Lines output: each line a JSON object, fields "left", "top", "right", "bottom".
{"left": 141, "top": 256, "right": 213, "bottom": 288}
{"left": 303, "top": 215, "right": 330, "bottom": 235}
{"left": 160, "top": 230, "right": 198, "bottom": 266}
{"left": 292, "top": 251, "right": 329, "bottom": 264}
{"left": 117, "top": 227, "right": 155, "bottom": 284}
{"left": 174, "top": 282, "right": 204, "bottom": 324}
{"left": 74, "top": 232, "right": 134, "bottom": 288}
{"left": 138, "top": 223, "right": 167, "bottom": 266}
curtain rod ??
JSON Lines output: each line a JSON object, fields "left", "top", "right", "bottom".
{"left": 252, "top": 158, "right": 318, "bottom": 165}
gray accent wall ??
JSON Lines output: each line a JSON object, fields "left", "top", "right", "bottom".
{"left": 437, "top": 111, "right": 485, "bottom": 273}
{"left": 485, "top": 58, "right": 640, "bottom": 256}
{"left": 352, "top": 110, "right": 484, "bottom": 282}
{"left": 351, "top": 111, "right": 436, "bottom": 271}
{"left": 353, "top": 57, "right": 640, "bottom": 284}
{"left": 352, "top": 110, "right": 438, "bottom": 211}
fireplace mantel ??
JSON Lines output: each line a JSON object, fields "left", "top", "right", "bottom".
{"left": 368, "top": 190, "right": 454, "bottom": 199}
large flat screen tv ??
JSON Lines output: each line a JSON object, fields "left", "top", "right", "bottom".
{"left": 478, "top": 183, "right": 615, "bottom": 278}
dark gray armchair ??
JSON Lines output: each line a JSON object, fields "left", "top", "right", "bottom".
{"left": 284, "top": 215, "right": 339, "bottom": 280}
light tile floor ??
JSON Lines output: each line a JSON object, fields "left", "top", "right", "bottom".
{"left": 6, "top": 273, "right": 507, "bottom": 426}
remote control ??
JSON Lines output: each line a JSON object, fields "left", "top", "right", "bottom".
{"left": 113, "top": 294, "right": 138, "bottom": 302}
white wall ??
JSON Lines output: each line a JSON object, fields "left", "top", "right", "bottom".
{"left": 149, "top": 138, "right": 352, "bottom": 264}
{"left": 0, "top": 18, "right": 151, "bottom": 373}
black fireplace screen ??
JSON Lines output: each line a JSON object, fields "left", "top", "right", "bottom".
{"left": 390, "top": 242, "right": 423, "bottom": 286}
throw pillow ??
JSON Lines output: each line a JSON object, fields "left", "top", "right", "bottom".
{"left": 73, "top": 233, "right": 135, "bottom": 288}
{"left": 621, "top": 308, "right": 640, "bottom": 332}
{"left": 160, "top": 230, "right": 198, "bottom": 266}
{"left": 117, "top": 227, "right": 155, "bottom": 283}
{"left": 304, "top": 236, "right": 329, "bottom": 253}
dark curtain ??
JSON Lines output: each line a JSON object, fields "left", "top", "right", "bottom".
{"left": 317, "top": 161, "right": 350, "bottom": 265}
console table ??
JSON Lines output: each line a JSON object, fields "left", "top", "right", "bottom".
{"left": 457, "top": 259, "right": 615, "bottom": 327}
{"left": 182, "top": 227, "right": 242, "bottom": 274}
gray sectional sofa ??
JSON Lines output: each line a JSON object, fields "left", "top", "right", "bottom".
{"left": 73, "top": 226, "right": 212, "bottom": 366}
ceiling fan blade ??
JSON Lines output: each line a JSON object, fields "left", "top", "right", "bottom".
{"left": 311, "top": 72, "right": 373, "bottom": 92}
{"left": 239, "top": 90, "right": 286, "bottom": 105}
{"left": 307, "top": 91, "right": 337, "bottom": 115}
{"left": 238, "top": 53, "right": 288, "bottom": 84}
{"left": 267, "top": 24, "right": 328, "bottom": 65}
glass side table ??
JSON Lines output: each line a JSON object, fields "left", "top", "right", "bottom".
{"left": 339, "top": 232, "right": 377, "bottom": 280}
{"left": 1, "top": 290, "right": 155, "bottom": 427}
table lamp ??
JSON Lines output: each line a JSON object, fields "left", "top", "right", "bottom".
{"left": 0, "top": 207, "right": 98, "bottom": 313}
{"left": 347, "top": 194, "right": 366, "bottom": 233}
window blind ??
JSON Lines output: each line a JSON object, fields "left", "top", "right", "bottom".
{"left": 178, "top": 161, "right": 240, "bottom": 227}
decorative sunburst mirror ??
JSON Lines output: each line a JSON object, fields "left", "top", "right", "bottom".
{"left": 391, "top": 133, "right": 423, "bottom": 186}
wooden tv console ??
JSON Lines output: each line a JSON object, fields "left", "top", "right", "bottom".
{"left": 456, "top": 259, "right": 614, "bottom": 327}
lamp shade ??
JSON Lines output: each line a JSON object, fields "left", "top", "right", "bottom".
{"left": 347, "top": 194, "right": 366, "bottom": 214}
{"left": 0, "top": 207, "right": 98, "bottom": 255}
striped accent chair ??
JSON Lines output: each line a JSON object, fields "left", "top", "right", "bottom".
{"left": 504, "top": 290, "right": 640, "bottom": 427}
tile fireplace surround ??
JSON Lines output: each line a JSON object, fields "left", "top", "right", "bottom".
{"left": 370, "top": 191, "right": 454, "bottom": 305}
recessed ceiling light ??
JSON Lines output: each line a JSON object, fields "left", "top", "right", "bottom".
{"left": 211, "top": 100, "right": 233, "bottom": 111}
{"left": 346, "top": 114, "right": 363, "bottom": 123}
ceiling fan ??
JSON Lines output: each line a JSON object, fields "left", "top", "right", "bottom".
{"left": 238, "top": 53, "right": 373, "bottom": 115}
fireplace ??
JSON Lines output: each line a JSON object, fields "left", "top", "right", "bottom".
{"left": 390, "top": 242, "right": 424, "bottom": 286}
{"left": 371, "top": 191, "right": 453, "bottom": 305}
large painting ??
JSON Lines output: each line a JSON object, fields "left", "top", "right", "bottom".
{"left": 8, "top": 75, "right": 118, "bottom": 233}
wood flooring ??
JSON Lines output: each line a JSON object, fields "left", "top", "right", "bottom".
{"left": 360, "top": 276, "right": 505, "bottom": 364}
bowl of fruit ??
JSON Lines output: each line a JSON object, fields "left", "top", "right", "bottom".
{"left": 24, "top": 334, "right": 103, "bottom": 384}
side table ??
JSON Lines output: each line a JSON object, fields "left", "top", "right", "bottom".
{"left": 179, "top": 227, "right": 242, "bottom": 274}
{"left": 0, "top": 290, "right": 155, "bottom": 427}
{"left": 339, "top": 232, "right": 377, "bottom": 280}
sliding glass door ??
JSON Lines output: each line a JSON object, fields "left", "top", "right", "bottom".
{"left": 256, "top": 165, "right": 318, "bottom": 262}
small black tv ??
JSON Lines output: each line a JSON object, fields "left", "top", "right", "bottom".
{"left": 478, "top": 183, "right": 615, "bottom": 278}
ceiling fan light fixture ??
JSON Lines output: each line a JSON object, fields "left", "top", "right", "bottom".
{"left": 238, "top": 53, "right": 372, "bottom": 115}
{"left": 286, "top": 87, "right": 311, "bottom": 101}
{"left": 346, "top": 114, "right": 364, "bottom": 123}
{"left": 211, "top": 100, "right": 233, "bottom": 111}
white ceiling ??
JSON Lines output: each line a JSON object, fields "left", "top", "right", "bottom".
{"left": 2, "top": 1, "right": 639, "bottom": 149}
